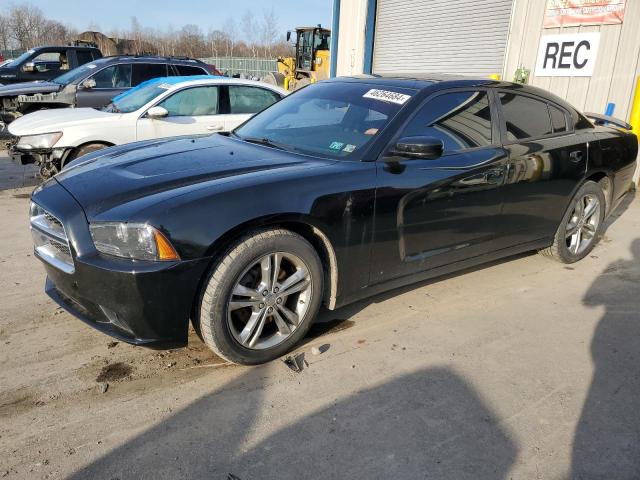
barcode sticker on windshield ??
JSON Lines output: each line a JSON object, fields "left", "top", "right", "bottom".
{"left": 363, "top": 89, "right": 411, "bottom": 105}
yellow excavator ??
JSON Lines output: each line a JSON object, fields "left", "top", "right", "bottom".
{"left": 262, "top": 25, "right": 331, "bottom": 91}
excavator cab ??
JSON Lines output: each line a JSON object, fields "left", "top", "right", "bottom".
{"left": 291, "top": 26, "right": 330, "bottom": 74}
{"left": 264, "top": 26, "right": 331, "bottom": 91}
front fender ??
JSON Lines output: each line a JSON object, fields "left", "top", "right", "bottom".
{"left": 135, "top": 161, "right": 378, "bottom": 300}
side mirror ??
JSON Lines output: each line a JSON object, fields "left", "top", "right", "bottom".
{"left": 80, "top": 78, "right": 96, "bottom": 90}
{"left": 286, "top": 31, "right": 292, "bottom": 42}
{"left": 146, "top": 106, "right": 169, "bottom": 119}
{"left": 388, "top": 136, "right": 444, "bottom": 160}
{"left": 22, "top": 61, "right": 35, "bottom": 73}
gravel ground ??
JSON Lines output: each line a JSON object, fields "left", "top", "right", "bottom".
{"left": 0, "top": 151, "right": 639, "bottom": 479}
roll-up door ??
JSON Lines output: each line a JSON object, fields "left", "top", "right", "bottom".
{"left": 372, "top": 0, "right": 514, "bottom": 77}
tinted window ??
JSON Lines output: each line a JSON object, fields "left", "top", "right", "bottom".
{"left": 92, "top": 64, "right": 132, "bottom": 88}
{"left": 109, "top": 83, "right": 170, "bottom": 113}
{"left": 76, "top": 51, "right": 93, "bottom": 66}
{"left": 32, "top": 52, "right": 62, "bottom": 72}
{"left": 174, "top": 64, "right": 208, "bottom": 76}
{"left": 158, "top": 86, "right": 219, "bottom": 116}
{"left": 500, "top": 93, "right": 552, "bottom": 140}
{"left": 401, "top": 91, "right": 493, "bottom": 152}
{"left": 235, "top": 82, "right": 410, "bottom": 159}
{"left": 229, "top": 86, "right": 280, "bottom": 114}
{"left": 549, "top": 105, "right": 568, "bottom": 133}
{"left": 132, "top": 63, "right": 168, "bottom": 86}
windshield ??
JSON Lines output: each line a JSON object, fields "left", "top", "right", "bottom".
{"left": 234, "top": 82, "right": 414, "bottom": 159}
{"left": 3, "top": 50, "right": 35, "bottom": 68}
{"left": 104, "top": 81, "right": 170, "bottom": 113}
{"left": 52, "top": 62, "right": 99, "bottom": 85}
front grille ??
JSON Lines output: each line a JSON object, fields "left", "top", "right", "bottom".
{"left": 44, "top": 212, "right": 63, "bottom": 229}
{"left": 30, "top": 202, "right": 75, "bottom": 274}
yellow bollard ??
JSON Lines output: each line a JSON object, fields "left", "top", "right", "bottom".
{"left": 488, "top": 73, "right": 501, "bottom": 81}
{"left": 630, "top": 76, "right": 640, "bottom": 186}
{"left": 629, "top": 76, "right": 640, "bottom": 138}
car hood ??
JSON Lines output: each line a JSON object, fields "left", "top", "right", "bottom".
{"left": 0, "top": 80, "right": 61, "bottom": 97}
{"left": 54, "top": 134, "right": 331, "bottom": 220}
{"left": 8, "top": 108, "right": 119, "bottom": 136}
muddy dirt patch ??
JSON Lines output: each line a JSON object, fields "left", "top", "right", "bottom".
{"left": 95, "top": 362, "right": 134, "bottom": 382}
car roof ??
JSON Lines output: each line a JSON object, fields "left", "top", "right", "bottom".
{"left": 328, "top": 74, "right": 581, "bottom": 113}
{"left": 135, "top": 75, "right": 286, "bottom": 89}
{"left": 33, "top": 45, "right": 100, "bottom": 50}
{"left": 110, "top": 75, "right": 287, "bottom": 104}
{"left": 328, "top": 74, "right": 496, "bottom": 90}
{"left": 89, "top": 55, "right": 206, "bottom": 66}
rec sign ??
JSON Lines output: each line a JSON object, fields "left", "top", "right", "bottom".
{"left": 535, "top": 33, "right": 600, "bottom": 77}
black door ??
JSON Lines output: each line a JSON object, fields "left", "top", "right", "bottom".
{"left": 75, "top": 64, "right": 133, "bottom": 108}
{"left": 18, "top": 50, "right": 63, "bottom": 83}
{"left": 372, "top": 89, "right": 508, "bottom": 284}
{"left": 494, "top": 91, "right": 590, "bottom": 249}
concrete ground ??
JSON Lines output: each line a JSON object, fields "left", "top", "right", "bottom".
{"left": 0, "top": 150, "right": 39, "bottom": 190}
{"left": 0, "top": 151, "right": 639, "bottom": 480}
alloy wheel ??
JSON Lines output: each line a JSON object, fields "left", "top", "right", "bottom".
{"left": 565, "top": 193, "right": 601, "bottom": 255}
{"left": 227, "top": 252, "right": 313, "bottom": 350}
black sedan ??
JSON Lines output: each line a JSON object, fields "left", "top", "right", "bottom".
{"left": 30, "top": 75, "right": 638, "bottom": 365}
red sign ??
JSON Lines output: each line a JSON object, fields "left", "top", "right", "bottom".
{"left": 544, "top": 0, "right": 626, "bottom": 28}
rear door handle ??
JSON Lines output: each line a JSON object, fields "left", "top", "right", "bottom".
{"left": 569, "top": 150, "right": 584, "bottom": 162}
{"left": 206, "top": 125, "right": 224, "bottom": 131}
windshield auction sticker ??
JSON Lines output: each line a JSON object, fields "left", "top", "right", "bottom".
{"left": 363, "top": 89, "right": 411, "bottom": 105}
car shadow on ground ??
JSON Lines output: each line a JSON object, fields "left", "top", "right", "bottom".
{"left": 0, "top": 153, "right": 39, "bottom": 191}
{"left": 68, "top": 191, "right": 638, "bottom": 480}
{"left": 571, "top": 236, "right": 640, "bottom": 477}
{"left": 69, "top": 365, "right": 517, "bottom": 480}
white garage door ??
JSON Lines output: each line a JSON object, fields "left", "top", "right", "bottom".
{"left": 372, "top": 0, "right": 514, "bottom": 77}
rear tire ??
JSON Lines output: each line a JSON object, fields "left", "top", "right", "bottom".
{"left": 195, "top": 229, "right": 323, "bottom": 365}
{"left": 540, "top": 180, "right": 605, "bottom": 263}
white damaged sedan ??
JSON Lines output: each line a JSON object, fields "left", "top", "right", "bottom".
{"left": 8, "top": 76, "right": 286, "bottom": 178}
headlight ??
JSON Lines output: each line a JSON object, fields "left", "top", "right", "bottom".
{"left": 17, "top": 132, "right": 63, "bottom": 149}
{"left": 89, "top": 222, "right": 179, "bottom": 261}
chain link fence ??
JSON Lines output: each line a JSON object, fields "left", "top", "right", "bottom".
{"left": 200, "top": 57, "right": 278, "bottom": 79}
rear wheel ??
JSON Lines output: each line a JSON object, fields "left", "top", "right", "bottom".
{"left": 196, "top": 229, "right": 323, "bottom": 365}
{"left": 540, "top": 180, "right": 605, "bottom": 263}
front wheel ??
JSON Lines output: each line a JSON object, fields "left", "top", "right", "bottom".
{"left": 540, "top": 180, "right": 606, "bottom": 263}
{"left": 196, "top": 229, "right": 324, "bottom": 365}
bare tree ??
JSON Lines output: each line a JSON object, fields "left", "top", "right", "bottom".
{"left": 0, "top": 1, "right": 294, "bottom": 60}
{"left": 259, "top": 9, "right": 279, "bottom": 58}
{"left": 0, "top": 14, "right": 11, "bottom": 52}
{"left": 8, "top": 4, "right": 45, "bottom": 49}
{"left": 241, "top": 11, "right": 259, "bottom": 57}
{"left": 222, "top": 18, "right": 237, "bottom": 57}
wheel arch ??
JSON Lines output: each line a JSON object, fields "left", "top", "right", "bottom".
{"left": 585, "top": 170, "right": 614, "bottom": 214}
{"left": 198, "top": 214, "right": 340, "bottom": 311}
{"left": 63, "top": 140, "right": 115, "bottom": 167}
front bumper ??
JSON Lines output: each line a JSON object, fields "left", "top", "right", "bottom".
{"left": 43, "top": 255, "right": 209, "bottom": 348}
{"left": 9, "top": 144, "right": 70, "bottom": 166}
{"left": 32, "top": 179, "right": 211, "bottom": 349}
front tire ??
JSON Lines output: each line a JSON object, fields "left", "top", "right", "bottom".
{"left": 196, "top": 229, "right": 324, "bottom": 365}
{"left": 540, "top": 180, "right": 605, "bottom": 263}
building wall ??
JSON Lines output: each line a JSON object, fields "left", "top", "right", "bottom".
{"left": 335, "top": 0, "right": 368, "bottom": 76}
{"left": 503, "top": 0, "right": 640, "bottom": 122}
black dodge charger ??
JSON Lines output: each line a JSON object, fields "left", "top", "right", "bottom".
{"left": 30, "top": 75, "right": 638, "bottom": 364}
